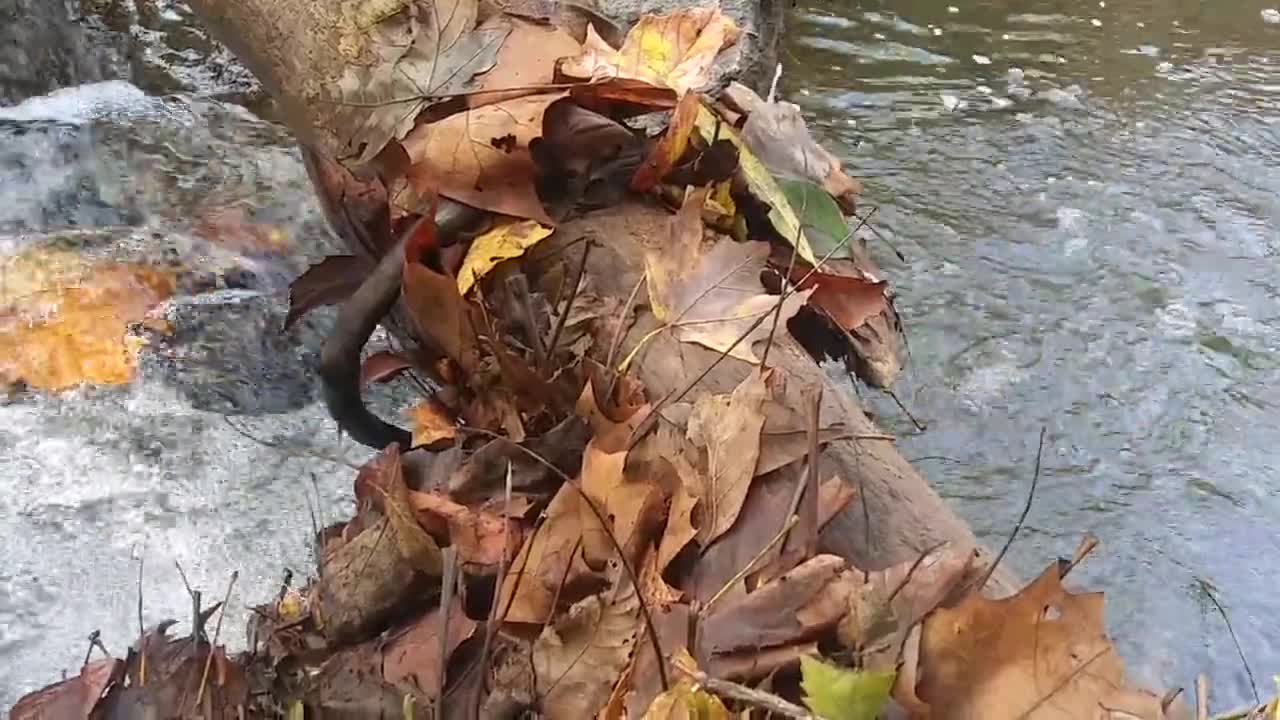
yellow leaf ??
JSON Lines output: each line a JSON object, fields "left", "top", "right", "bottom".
{"left": 694, "top": 103, "right": 817, "bottom": 265}
{"left": 560, "top": 7, "right": 740, "bottom": 93}
{"left": 0, "top": 249, "right": 175, "bottom": 391}
{"left": 456, "top": 219, "right": 555, "bottom": 295}
{"left": 800, "top": 655, "right": 894, "bottom": 720}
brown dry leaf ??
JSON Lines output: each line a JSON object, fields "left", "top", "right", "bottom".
{"left": 473, "top": 17, "right": 582, "bottom": 102}
{"left": 382, "top": 598, "right": 477, "bottom": 697}
{"left": 359, "top": 350, "right": 415, "bottom": 386}
{"left": 408, "top": 489, "right": 516, "bottom": 568}
{"left": 407, "top": 398, "right": 458, "bottom": 447}
{"left": 838, "top": 543, "right": 975, "bottom": 673}
{"left": 401, "top": 250, "right": 481, "bottom": 375}
{"left": 724, "top": 81, "right": 863, "bottom": 212}
{"left": 497, "top": 482, "right": 598, "bottom": 624}
{"left": 449, "top": 415, "right": 591, "bottom": 502}
{"left": 363, "top": 444, "right": 443, "bottom": 574}
{"left": 285, "top": 254, "right": 369, "bottom": 329}
{"left": 578, "top": 440, "right": 667, "bottom": 571}
{"left": 329, "top": 1, "right": 510, "bottom": 163}
{"left": 10, "top": 658, "right": 123, "bottom": 720}
{"left": 756, "top": 396, "right": 853, "bottom": 476}
{"left": 532, "top": 573, "right": 642, "bottom": 718}
{"left": 400, "top": 92, "right": 561, "bottom": 224}
{"left": 656, "top": 440, "right": 701, "bottom": 570}
{"left": 783, "top": 259, "right": 890, "bottom": 334}
{"left": 575, "top": 376, "right": 650, "bottom": 452}
{"left": 686, "top": 369, "right": 769, "bottom": 545}
{"left": 700, "top": 554, "right": 854, "bottom": 657}
{"left": 559, "top": 7, "right": 740, "bottom": 93}
{"left": 631, "top": 90, "right": 701, "bottom": 191}
{"left": 0, "top": 250, "right": 175, "bottom": 391}
{"left": 916, "top": 560, "right": 1162, "bottom": 720}
{"left": 645, "top": 188, "right": 811, "bottom": 363}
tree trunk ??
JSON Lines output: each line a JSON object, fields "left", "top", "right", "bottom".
{"left": 185, "top": 0, "right": 1016, "bottom": 592}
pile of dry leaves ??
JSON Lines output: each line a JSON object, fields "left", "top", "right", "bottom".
{"left": 12, "top": 2, "right": 1193, "bottom": 718}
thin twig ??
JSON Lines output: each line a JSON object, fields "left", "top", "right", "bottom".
{"left": 1196, "top": 674, "right": 1209, "bottom": 720}
{"left": 704, "top": 515, "right": 799, "bottom": 613}
{"left": 543, "top": 238, "right": 591, "bottom": 375}
{"left": 884, "top": 389, "right": 927, "bottom": 432}
{"left": 673, "top": 655, "right": 818, "bottom": 720}
{"left": 456, "top": 427, "right": 669, "bottom": 691}
{"left": 508, "top": 274, "right": 547, "bottom": 371}
{"left": 196, "top": 572, "right": 238, "bottom": 706}
{"left": 435, "top": 547, "right": 459, "bottom": 716}
{"left": 973, "top": 426, "right": 1045, "bottom": 593}
{"left": 83, "top": 630, "right": 104, "bottom": 666}
{"left": 136, "top": 555, "right": 146, "bottom": 686}
{"left": 1196, "top": 578, "right": 1260, "bottom": 704}
{"left": 471, "top": 463, "right": 526, "bottom": 720}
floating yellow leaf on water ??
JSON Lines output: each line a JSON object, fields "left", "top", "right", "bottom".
{"left": 456, "top": 219, "right": 555, "bottom": 295}
{"left": 694, "top": 103, "right": 817, "bottom": 265}
{"left": 0, "top": 249, "right": 175, "bottom": 391}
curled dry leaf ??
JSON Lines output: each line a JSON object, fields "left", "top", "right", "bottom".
{"left": 401, "top": 245, "right": 481, "bottom": 375}
{"left": 10, "top": 657, "right": 123, "bottom": 720}
{"left": 360, "top": 444, "right": 444, "bottom": 574}
{"left": 284, "top": 255, "right": 368, "bottom": 329}
{"left": 644, "top": 187, "right": 811, "bottom": 364}
{"left": 916, "top": 560, "right": 1164, "bottom": 720}
{"left": 631, "top": 90, "right": 701, "bottom": 191}
{"left": 381, "top": 598, "right": 477, "bottom": 697}
{"left": 456, "top": 219, "right": 555, "bottom": 295}
{"left": 408, "top": 489, "right": 517, "bottom": 568}
{"left": 329, "top": 0, "right": 510, "bottom": 163}
{"left": 406, "top": 397, "right": 458, "bottom": 448}
{"left": 359, "top": 349, "right": 414, "bottom": 386}
{"left": 724, "top": 81, "right": 864, "bottom": 213}
{"left": 559, "top": 6, "right": 741, "bottom": 94}
{"left": 686, "top": 368, "right": 769, "bottom": 545}
{"left": 0, "top": 249, "right": 175, "bottom": 391}
{"left": 400, "top": 92, "right": 561, "bottom": 224}
{"left": 532, "top": 573, "right": 642, "bottom": 719}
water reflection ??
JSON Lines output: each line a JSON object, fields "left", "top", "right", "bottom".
{"left": 787, "top": 0, "right": 1280, "bottom": 705}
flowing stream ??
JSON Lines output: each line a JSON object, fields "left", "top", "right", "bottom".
{"left": 2, "top": 0, "right": 1278, "bottom": 710}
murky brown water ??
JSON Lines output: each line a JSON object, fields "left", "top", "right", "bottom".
{"left": 1, "top": 0, "right": 1278, "bottom": 709}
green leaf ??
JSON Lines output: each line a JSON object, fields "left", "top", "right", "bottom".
{"left": 780, "top": 178, "right": 852, "bottom": 260}
{"left": 799, "top": 655, "right": 895, "bottom": 720}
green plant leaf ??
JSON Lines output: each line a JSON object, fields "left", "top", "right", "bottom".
{"left": 780, "top": 178, "right": 852, "bottom": 260}
{"left": 800, "top": 655, "right": 895, "bottom": 720}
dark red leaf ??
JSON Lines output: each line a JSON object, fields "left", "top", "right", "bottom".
{"left": 360, "top": 351, "right": 415, "bottom": 386}
{"left": 284, "top": 255, "right": 368, "bottom": 329}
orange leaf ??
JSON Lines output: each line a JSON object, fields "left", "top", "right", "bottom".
{"left": 401, "top": 254, "right": 480, "bottom": 375}
{"left": 407, "top": 399, "right": 458, "bottom": 448}
{"left": 630, "top": 90, "right": 701, "bottom": 191}
{"left": 407, "top": 490, "right": 517, "bottom": 568}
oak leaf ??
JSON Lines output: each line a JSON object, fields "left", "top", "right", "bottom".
{"left": 644, "top": 188, "right": 811, "bottom": 364}
{"left": 496, "top": 482, "right": 597, "bottom": 624}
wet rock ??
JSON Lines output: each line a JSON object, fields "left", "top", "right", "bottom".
{"left": 0, "top": 0, "right": 127, "bottom": 103}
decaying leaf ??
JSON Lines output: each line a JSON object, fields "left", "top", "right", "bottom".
{"left": 781, "top": 258, "right": 890, "bottom": 335}
{"left": 578, "top": 440, "right": 665, "bottom": 570}
{"left": 362, "top": 444, "right": 443, "bottom": 574}
{"left": 402, "top": 245, "right": 481, "bottom": 374}
{"left": 724, "top": 81, "right": 863, "bottom": 213}
{"left": 686, "top": 369, "right": 768, "bottom": 544}
{"left": 631, "top": 90, "right": 701, "bottom": 191}
{"left": 799, "top": 655, "right": 894, "bottom": 720}
{"left": 497, "top": 482, "right": 597, "bottom": 624}
{"left": 10, "top": 658, "right": 123, "bottom": 720}
{"left": 700, "top": 554, "right": 854, "bottom": 656}
{"left": 644, "top": 188, "right": 811, "bottom": 363}
{"left": 285, "top": 254, "right": 369, "bottom": 329}
{"left": 400, "top": 92, "right": 561, "bottom": 224}
{"left": 560, "top": 6, "right": 740, "bottom": 93}
{"left": 381, "top": 598, "right": 477, "bottom": 697}
{"left": 916, "top": 560, "right": 1162, "bottom": 720}
{"left": 694, "top": 103, "right": 818, "bottom": 264}
{"left": 474, "top": 16, "right": 583, "bottom": 103}
{"left": 532, "top": 573, "right": 642, "bottom": 718}
{"left": 406, "top": 398, "right": 458, "bottom": 447}
{"left": 457, "top": 219, "right": 555, "bottom": 295}
{"left": 408, "top": 489, "right": 516, "bottom": 568}
{"left": 360, "top": 349, "right": 415, "bottom": 385}
{"left": 329, "top": 1, "right": 510, "bottom": 163}
{"left": 0, "top": 249, "right": 175, "bottom": 391}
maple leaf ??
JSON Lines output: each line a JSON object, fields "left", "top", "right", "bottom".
{"left": 330, "top": 0, "right": 510, "bottom": 163}
{"left": 644, "top": 187, "right": 811, "bottom": 363}
{"left": 560, "top": 6, "right": 741, "bottom": 93}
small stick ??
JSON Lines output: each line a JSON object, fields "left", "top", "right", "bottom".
{"left": 704, "top": 515, "right": 799, "bottom": 613}
{"left": 196, "top": 571, "right": 238, "bottom": 706}
{"left": 972, "top": 426, "right": 1045, "bottom": 593}
{"left": 435, "top": 547, "right": 459, "bottom": 714}
{"left": 766, "top": 62, "right": 783, "bottom": 104}
{"left": 543, "top": 238, "right": 591, "bottom": 375}
{"left": 885, "top": 389, "right": 927, "bottom": 432}
{"left": 508, "top": 274, "right": 547, "bottom": 371}
{"left": 471, "top": 463, "right": 527, "bottom": 719}
{"left": 1062, "top": 533, "right": 1099, "bottom": 578}
{"left": 174, "top": 561, "right": 202, "bottom": 640}
{"left": 1196, "top": 578, "right": 1260, "bottom": 704}
{"left": 673, "top": 655, "right": 818, "bottom": 720}
{"left": 83, "top": 630, "right": 108, "bottom": 666}
{"left": 136, "top": 555, "right": 146, "bottom": 686}
{"left": 1195, "top": 674, "right": 1208, "bottom": 720}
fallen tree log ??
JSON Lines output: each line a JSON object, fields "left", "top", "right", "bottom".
{"left": 185, "top": 0, "right": 1012, "bottom": 589}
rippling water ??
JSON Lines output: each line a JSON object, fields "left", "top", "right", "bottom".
{"left": 787, "top": 0, "right": 1280, "bottom": 704}
{"left": 1, "top": 0, "right": 1278, "bottom": 710}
